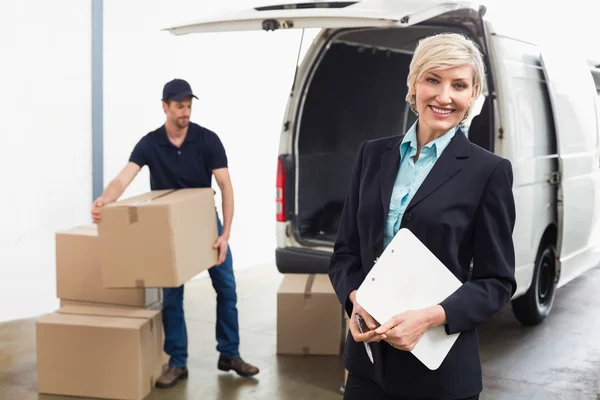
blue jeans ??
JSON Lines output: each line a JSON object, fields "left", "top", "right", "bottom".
{"left": 162, "top": 215, "right": 240, "bottom": 367}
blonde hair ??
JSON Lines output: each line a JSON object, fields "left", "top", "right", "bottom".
{"left": 406, "top": 33, "right": 485, "bottom": 122}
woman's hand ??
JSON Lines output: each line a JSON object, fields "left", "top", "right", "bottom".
{"left": 375, "top": 305, "right": 446, "bottom": 351}
{"left": 348, "top": 290, "right": 387, "bottom": 343}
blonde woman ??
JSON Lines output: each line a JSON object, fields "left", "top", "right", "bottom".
{"left": 329, "top": 33, "right": 516, "bottom": 399}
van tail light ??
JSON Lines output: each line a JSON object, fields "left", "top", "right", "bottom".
{"left": 276, "top": 156, "right": 286, "bottom": 222}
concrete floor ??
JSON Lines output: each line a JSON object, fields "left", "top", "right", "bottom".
{"left": 1, "top": 263, "right": 600, "bottom": 400}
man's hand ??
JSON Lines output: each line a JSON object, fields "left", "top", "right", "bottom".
{"left": 91, "top": 197, "right": 105, "bottom": 224}
{"left": 374, "top": 306, "right": 446, "bottom": 351}
{"left": 213, "top": 235, "right": 229, "bottom": 265}
{"left": 89, "top": 163, "right": 140, "bottom": 224}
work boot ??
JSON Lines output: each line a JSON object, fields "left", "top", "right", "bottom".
{"left": 155, "top": 365, "right": 188, "bottom": 389}
{"left": 218, "top": 355, "right": 260, "bottom": 377}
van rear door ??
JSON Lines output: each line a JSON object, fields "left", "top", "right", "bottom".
{"left": 162, "top": 1, "right": 483, "bottom": 34}
{"left": 540, "top": 49, "right": 600, "bottom": 285}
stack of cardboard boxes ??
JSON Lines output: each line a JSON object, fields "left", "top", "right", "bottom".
{"left": 36, "top": 188, "right": 219, "bottom": 400}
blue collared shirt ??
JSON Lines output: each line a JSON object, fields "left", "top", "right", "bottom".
{"left": 384, "top": 120, "right": 457, "bottom": 248}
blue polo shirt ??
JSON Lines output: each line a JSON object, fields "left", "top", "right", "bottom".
{"left": 129, "top": 122, "right": 228, "bottom": 190}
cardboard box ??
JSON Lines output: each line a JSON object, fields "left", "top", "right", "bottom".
{"left": 277, "top": 273, "right": 343, "bottom": 355}
{"left": 98, "top": 189, "right": 219, "bottom": 288}
{"left": 36, "top": 304, "right": 166, "bottom": 400}
{"left": 56, "top": 224, "right": 161, "bottom": 306}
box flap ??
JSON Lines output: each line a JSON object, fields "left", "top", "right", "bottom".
{"left": 59, "top": 298, "right": 162, "bottom": 309}
{"left": 58, "top": 305, "right": 160, "bottom": 320}
{"left": 278, "top": 274, "right": 310, "bottom": 294}
{"left": 38, "top": 312, "right": 147, "bottom": 329}
{"left": 57, "top": 224, "right": 98, "bottom": 237}
{"left": 278, "top": 274, "right": 335, "bottom": 296}
{"left": 310, "top": 274, "right": 336, "bottom": 295}
{"left": 147, "top": 188, "right": 215, "bottom": 206}
{"left": 104, "top": 190, "right": 175, "bottom": 208}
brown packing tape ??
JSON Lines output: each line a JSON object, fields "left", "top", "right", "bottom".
{"left": 131, "top": 189, "right": 176, "bottom": 206}
{"left": 303, "top": 274, "right": 316, "bottom": 300}
{"left": 127, "top": 189, "right": 177, "bottom": 224}
{"left": 302, "top": 274, "right": 316, "bottom": 311}
{"left": 128, "top": 208, "right": 138, "bottom": 224}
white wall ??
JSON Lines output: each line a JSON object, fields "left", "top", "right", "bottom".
{"left": 103, "top": 1, "right": 310, "bottom": 275}
{"left": 0, "top": 1, "right": 92, "bottom": 322}
{"left": 485, "top": 0, "right": 600, "bottom": 61}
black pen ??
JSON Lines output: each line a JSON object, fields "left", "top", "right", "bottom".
{"left": 355, "top": 314, "right": 374, "bottom": 363}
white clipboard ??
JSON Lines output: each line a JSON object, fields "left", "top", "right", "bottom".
{"left": 355, "top": 228, "right": 462, "bottom": 370}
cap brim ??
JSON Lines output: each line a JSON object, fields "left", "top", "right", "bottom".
{"left": 167, "top": 91, "right": 198, "bottom": 101}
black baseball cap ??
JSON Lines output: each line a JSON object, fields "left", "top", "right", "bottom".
{"left": 162, "top": 79, "right": 198, "bottom": 102}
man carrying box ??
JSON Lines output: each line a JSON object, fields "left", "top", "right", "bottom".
{"left": 91, "top": 78, "right": 260, "bottom": 389}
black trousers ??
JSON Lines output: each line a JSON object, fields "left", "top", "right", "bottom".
{"left": 344, "top": 373, "right": 480, "bottom": 400}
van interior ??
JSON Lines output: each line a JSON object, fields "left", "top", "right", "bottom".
{"left": 294, "top": 25, "right": 492, "bottom": 244}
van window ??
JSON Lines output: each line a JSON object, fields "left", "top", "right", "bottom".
{"left": 490, "top": 35, "right": 556, "bottom": 159}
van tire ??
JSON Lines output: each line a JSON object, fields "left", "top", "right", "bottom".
{"left": 510, "top": 242, "right": 558, "bottom": 325}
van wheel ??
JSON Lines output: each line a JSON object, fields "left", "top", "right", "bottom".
{"left": 511, "top": 243, "right": 558, "bottom": 325}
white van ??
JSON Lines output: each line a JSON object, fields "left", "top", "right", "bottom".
{"left": 165, "top": 1, "right": 600, "bottom": 325}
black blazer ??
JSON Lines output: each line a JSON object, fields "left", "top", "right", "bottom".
{"left": 329, "top": 129, "right": 517, "bottom": 399}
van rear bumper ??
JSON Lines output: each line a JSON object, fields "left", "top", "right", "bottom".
{"left": 275, "top": 247, "right": 331, "bottom": 274}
